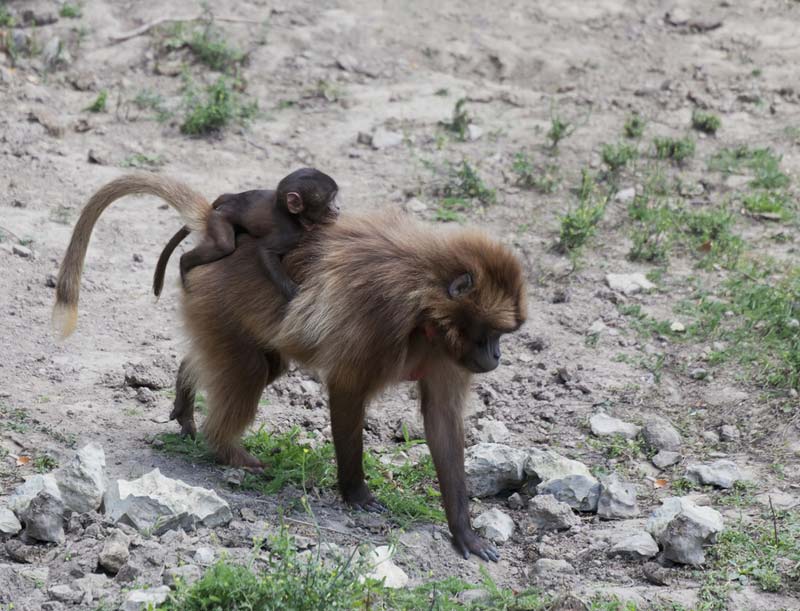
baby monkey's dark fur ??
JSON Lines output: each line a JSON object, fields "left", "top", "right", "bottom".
{"left": 152, "top": 167, "right": 339, "bottom": 300}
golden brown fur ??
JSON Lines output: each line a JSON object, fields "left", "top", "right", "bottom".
{"left": 53, "top": 174, "right": 527, "bottom": 561}
{"left": 52, "top": 174, "right": 210, "bottom": 338}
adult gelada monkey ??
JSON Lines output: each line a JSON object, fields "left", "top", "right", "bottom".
{"left": 152, "top": 167, "right": 339, "bottom": 300}
{"left": 52, "top": 174, "right": 527, "bottom": 562}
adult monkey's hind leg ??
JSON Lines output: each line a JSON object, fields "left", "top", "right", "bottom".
{"left": 191, "top": 333, "right": 277, "bottom": 471}
{"left": 169, "top": 358, "right": 197, "bottom": 439}
{"left": 169, "top": 349, "right": 285, "bottom": 441}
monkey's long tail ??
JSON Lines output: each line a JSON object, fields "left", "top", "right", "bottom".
{"left": 53, "top": 173, "right": 210, "bottom": 338}
{"left": 152, "top": 226, "right": 190, "bottom": 298}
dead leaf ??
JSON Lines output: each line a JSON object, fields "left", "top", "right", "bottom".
{"left": 699, "top": 241, "right": 712, "bottom": 252}
{"left": 654, "top": 478, "right": 668, "bottom": 489}
{"left": 16, "top": 456, "right": 31, "bottom": 466}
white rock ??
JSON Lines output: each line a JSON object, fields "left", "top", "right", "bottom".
{"left": 99, "top": 529, "right": 130, "bottom": 574}
{"left": 597, "top": 474, "right": 639, "bottom": 519}
{"left": 464, "top": 443, "right": 526, "bottom": 497}
{"left": 55, "top": 442, "right": 107, "bottom": 513}
{"left": 670, "top": 321, "right": 686, "bottom": 333}
{"left": 608, "top": 531, "right": 659, "bottom": 559}
{"left": 104, "top": 468, "right": 232, "bottom": 534}
{"left": 364, "top": 546, "right": 408, "bottom": 588}
{"left": 164, "top": 564, "right": 203, "bottom": 587}
{"left": 406, "top": 198, "right": 428, "bottom": 212}
{"left": 371, "top": 128, "right": 403, "bottom": 150}
{"left": 533, "top": 558, "right": 574, "bottom": 577}
{"left": 589, "top": 413, "right": 641, "bottom": 439}
{"left": 646, "top": 497, "right": 724, "bottom": 565}
{"left": 476, "top": 419, "right": 510, "bottom": 443}
{"left": 652, "top": 450, "right": 681, "bottom": 469}
{"left": 528, "top": 494, "right": 580, "bottom": 531}
{"left": 473, "top": 508, "right": 515, "bottom": 543}
{"left": 605, "top": 273, "right": 655, "bottom": 295}
{"left": 194, "top": 546, "right": 216, "bottom": 566}
{"left": 685, "top": 460, "right": 744, "bottom": 489}
{"left": 121, "top": 585, "right": 171, "bottom": 611}
{"left": 12, "top": 244, "right": 32, "bottom": 258}
{"left": 48, "top": 584, "right": 83, "bottom": 603}
{"left": 642, "top": 416, "right": 682, "bottom": 451}
{"left": 0, "top": 507, "right": 22, "bottom": 535}
{"left": 9, "top": 473, "right": 62, "bottom": 514}
{"left": 299, "top": 380, "right": 320, "bottom": 395}
{"left": 467, "top": 124, "right": 483, "bottom": 141}
{"left": 614, "top": 187, "right": 637, "bottom": 203}
{"left": 588, "top": 320, "right": 607, "bottom": 335}
{"left": 537, "top": 474, "right": 600, "bottom": 512}
{"left": 524, "top": 448, "right": 593, "bottom": 484}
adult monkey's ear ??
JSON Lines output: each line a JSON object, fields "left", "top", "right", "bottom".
{"left": 286, "top": 192, "right": 304, "bottom": 214}
{"left": 448, "top": 272, "right": 473, "bottom": 299}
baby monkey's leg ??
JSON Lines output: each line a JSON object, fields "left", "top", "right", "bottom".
{"left": 179, "top": 210, "right": 237, "bottom": 287}
{"left": 256, "top": 241, "right": 299, "bottom": 301}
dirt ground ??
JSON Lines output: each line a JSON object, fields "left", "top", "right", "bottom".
{"left": 1, "top": 0, "right": 799, "bottom": 609}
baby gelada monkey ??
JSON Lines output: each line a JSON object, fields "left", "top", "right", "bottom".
{"left": 155, "top": 168, "right": 340, "bottom": 300}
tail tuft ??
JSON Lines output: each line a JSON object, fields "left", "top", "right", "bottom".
{"left": 52, "top": 302, "right": 78, "bottom": 339}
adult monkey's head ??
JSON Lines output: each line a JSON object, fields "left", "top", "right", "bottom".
{"left": 422, "top": 230, "right": 527, "bottom": 374}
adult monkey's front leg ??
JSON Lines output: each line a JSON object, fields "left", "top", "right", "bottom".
{"left": 419, "top": 364, "right": 499, "bottom": 562}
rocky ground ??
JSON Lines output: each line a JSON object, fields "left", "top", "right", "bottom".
{"left": 1, "top": 0, "right": 799, "bottom": 609}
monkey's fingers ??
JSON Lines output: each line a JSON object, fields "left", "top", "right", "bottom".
{"left": 362, "top": 499, "right": 388, "bottom": 513}
{"left": 454, "top": 532, "right": 500, "bottom": 562}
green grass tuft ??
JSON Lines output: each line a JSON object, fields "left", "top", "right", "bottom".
{"left": 59, "top": 3, "right": 81, "bottom": 19}
{"left": 558, "top": 170, "right": 607, "bottom": 253}
{"left": 653, "top": 136, "right": 695, "bottom": 164}
{"left": 180, "top": 77, "right": 257, "bottom": 135}
{"left": 512, "top": 153, "right": 559, "bottom": 193}
{"left": 623, "top": 114, "right": 646, "bottom": 139}
{"left": 547, "top": 115, "right": 573, "bottom": 149}
{"left": 601, "top": 142, "right": 638, "bottom": 171}
{"left": 742, "top": 191, "right": 791, "bottom": 220}
{"left": 163, "top": 22, "right": 245, "bottom": 74}
{"left": 85, "top": 90, "right": 108, "bottom": 113}
{"left": 441, "top": 98, "right": 471, "bottom": 141}
{"left": 691, "top": 109, "right": 721, "bottom": 134}
{"left": 708, "top": 146, "right": 790, "bottom": 189}
{"left": 441, "top": 160, "right": 496, "bottom": 205}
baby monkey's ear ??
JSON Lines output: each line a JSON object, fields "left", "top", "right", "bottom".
{"left": 286, "top": 192, "right": 304, "bottom": 214}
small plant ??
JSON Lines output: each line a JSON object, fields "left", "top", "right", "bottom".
{"left": 85, "top": 90, "right": 108, "bottom": 113}
{"left": 440, "top": 160, "right": 496, "bottom": 205}
{"left": 34, "top": 454, "right": 58, "bottom": 473}
{"left": 49, "top": 204, "right": 74, "bottom": 225}
{"left": 653, "top": 136, "right": 695, "bottom": 164}
{"left": 742, "top": 191, "right": 791, "bottom": 220}
{"left": 558, "top": 181, "right": 606, "bottom": 254}
{"left": 441, "top": 98, "right": 471, "bottom": 141}
{"left": 547, "top": 114, "right": 573, "bottom": 149}
{"left": 435, "top": 197, "right": 470, "bottom": 223}
{"left": 121, "top": 153, "right": 165, "bottom": 169}
{"left": 133, "top": 89, "right": 171, "bottom": 122}
{"left": 163, "top": 22, "right": 245, "bottom": 74}
{"left": 623, "top": 114, "right": 646, "bottom": 139}
{"left": 0, "top": 4, "right": 14, "bottom": 26}
{"left": 601, "top": 142, "right": 638, "bottom": 171}
{"left": 180, "top": 77, "right": 257, "bottom": 135}
{"left": 59, "top": 3, "right": 82, "bottom": 18}
{"left": 691, "top": 109, "right": 721, "bottom": 134}
{"left": 708, "top": 146, "right": 790, "bottom": 189}
{"left": 512, "top": 153, "right": 559, "bottom": 193}
{"left": 187, "top": 26, "right": 245, "bottom": 73}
